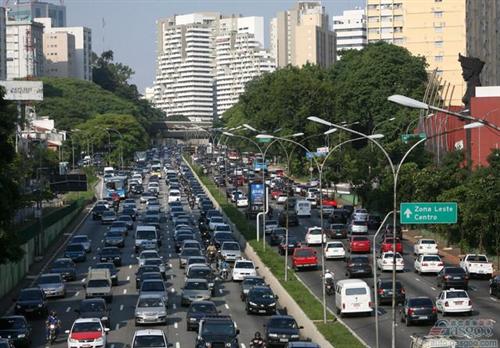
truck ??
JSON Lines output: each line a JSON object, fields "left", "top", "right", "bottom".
{"left": 459, "top": 254, "right": 493, "bottom": 278}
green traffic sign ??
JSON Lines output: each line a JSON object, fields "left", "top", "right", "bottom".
{"left": 401, "top": 132, "right": 427, "bottom": 144}
{"left": 400, "top": 202, "right": 457, "bottom": 224}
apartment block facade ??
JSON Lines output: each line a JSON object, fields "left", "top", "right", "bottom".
{"left": 43, "top": 31, "right": 75, "bottom": 78}
{"left": 6, "top": 19, "right": 44, "bottom": 79}
{"left": 366, "top": 0, "right": 466, "bottom": 105}
{"left": 7, "top": 0, "right": 66, "bottom": 27}
{"left": 332, "top": 9, "right": 367, "bottom": 59}
{"left": 0, "top": 8, "right": 7, "bottom": 80}
{"left": 270, "top": 1, "right": 336, "bottom": 68}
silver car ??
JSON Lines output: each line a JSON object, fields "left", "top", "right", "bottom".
{"left": 179, "top": 248, "right": 203, "bottom": 268}
{"left": 71, "top": 235, "right": 92, "bottom": 253}
{"left": 220, "top": 241, "right": 242, "bottom": 262}
{"left": 180, "top": 279, "right": 211, "bottom": 306}
{"left": 36, "top": 273, "right": 66, "bottom": 298}
{"left": 140, "top": 279, "right": 168, "bottom": 303}
{"left": 134, "top": 294, "right": 167, "bottom": 325}
{"left": 143, "top": 258, "right": 166, "bottom": 276}
{"left": 101, "top": 211, "right": 117, "bottom": 225}
{"left": 138, "top": 250, "right": 162, "bottom": 266}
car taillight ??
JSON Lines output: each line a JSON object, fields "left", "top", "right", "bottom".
{"left": 444, "top": 275, "right": 451, "bottom": 279}
{"left": 348, "top": 264, "right": 354, "bottom": 267}
{"left": 445, "top": 301, "right": 449, "bottom": 307}
{"left": 422, "top": 263, "right": 428, "bottom": 266}
{"left": 408, "top": 308, "right": 414, "bottom": 316}
{"left": 378, "top": 289, "right": 384, "bottom": 294}
{"left": 468, "top": 300, "right": 472, "bottom": 306}
{"left": 369, "top": 301, "right": 373, "bottom": 308}
{"left": 342, "top": 303, "right": 345, "bottom": 309}
{"left": 438, "top": 262, "right": 443, "bottom": 266}
{"left": 432, "top": 306, "right": 437, "bottom": 313}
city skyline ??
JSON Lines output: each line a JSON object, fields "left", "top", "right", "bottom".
{"left": 64, "top": 0, "right": 365, "bottom": 92}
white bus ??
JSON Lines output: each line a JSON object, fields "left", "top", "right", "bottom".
{"left": 294, "top": 200, "right": 311, "bottom": 217}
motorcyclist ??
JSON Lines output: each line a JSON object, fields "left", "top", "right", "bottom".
{"left": 217, "top": 258, "right": 230, "bottom": 279}
{"left": 207, "top": 242, "right": 217, "bottom": 262}
{"left": 45, "top": 311, "right": 60, "bottom": 341}
{"left": 324, "top": 269, "right": 335, "bottom": 284}
{"left": 250, "top": 331, "right": 265, "bottom": 347}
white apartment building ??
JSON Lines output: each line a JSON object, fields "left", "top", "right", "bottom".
{"left": 0, "top": 8, "right": 7, "bottom": 80}
{"left": 332, "top": 9, "right": 367, "bottom": 59}
{"left": 43, "top": 31, "right": 76, "bottom": 78}
{"left": 6, "top": 19, "right": 44, "bottom": 79}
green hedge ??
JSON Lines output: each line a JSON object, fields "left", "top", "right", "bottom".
{"left": 189, "top": 158, "right": 364, "bottom": 348}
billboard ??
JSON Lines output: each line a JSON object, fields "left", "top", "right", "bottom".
{"left": 248, "top": 183, "right": 264, "bottom": 205}
{"left": 0, "top": 81, "right": 44, "bottom": 101}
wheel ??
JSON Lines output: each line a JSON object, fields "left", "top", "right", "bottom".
{"left": 468, "top": 310, "right": 473, "bottom": 316}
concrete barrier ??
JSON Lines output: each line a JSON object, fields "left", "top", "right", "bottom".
{"left": 184, "top": 157, "right": 334, "bottom": 348}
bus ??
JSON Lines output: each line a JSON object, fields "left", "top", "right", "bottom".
{"left": 253, "top": 158, "right": 267, "bottom": 172}
{"left": 105, "top": 176, "right": 128, "bottom": 199}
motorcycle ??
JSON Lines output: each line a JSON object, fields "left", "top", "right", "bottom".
{"left": 250, "top": 338, "right": 266, "bottom": 348}
{"left": 325, "top": 278, "right": 335, "bottom": 296}
{"left": 219, "top": 264, "right": 230, "bottom": 281}
{"left": 47, "top": 323, "right": 58, "bottom": 344}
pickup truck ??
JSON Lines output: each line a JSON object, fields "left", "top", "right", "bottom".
{"left": 459, "top": 254, "right": 493, "bottom": 278}
{"left": 292, "top": 247, "right": 318, "bottom": 271}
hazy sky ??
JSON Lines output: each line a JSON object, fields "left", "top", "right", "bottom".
{"left": 65, "top": 0, "right": 365, "bottom": 92}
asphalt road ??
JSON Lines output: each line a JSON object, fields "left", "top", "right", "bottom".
{"left": 11, "top": 174, "right": 274, "bottom": 348}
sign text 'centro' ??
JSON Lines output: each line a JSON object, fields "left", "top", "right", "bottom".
{"left": 400, "top": 202, "right": 458, "bottom": 224}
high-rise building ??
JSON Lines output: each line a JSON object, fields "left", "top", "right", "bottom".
{"left": 7, "top": 0, "right": 66, "bottom": 27}
{"left": 270, "top": 1, "right": 336, "bottom": 68}
{"left": 0, "top": 8, "right": 7, "bottom": 80}
{"left": 466, "top": 0, "right": 500, "bottom": 87}
{"left": 215, "top": 17, "right": 275, "bottom": 117}
{"left": 43, "top": 31, "right": 75, "bottom": 78}
{"left": 332, "top": 9, "right": 367, "bottom": 59}
{"left": 366, "top": 0, "right": 466, "bottom": 105}
{"left": 6, "top": 19, "right": 44, "bottom": 79}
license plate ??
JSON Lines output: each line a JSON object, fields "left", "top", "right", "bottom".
{"left": 418, "top": 316, "right": 428, "bottom": 319}
{"left": 454, "top": 277, "right": 461, "bottom": 280}
{"left": 455, "top": 301, "right": 463, "bottom": 305}
{"left": 25, "top": 308, "right": 34, "bottom": 312}
{"left": 279, "top": 338, "right": 289, "bottom": 342}
{"left": 353, "top": 303, "right": 360, "bottom": 307}
{"left": 259, "top": 310, "right": 266, "bottom": 313}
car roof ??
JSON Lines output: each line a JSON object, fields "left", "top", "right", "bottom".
{"left": 186, "top": 278, "right": 208, "bottom": 283}
{"left": 138, "top": 293, "right": 164, "bottom": 299}
{"left": 74, "top": 318, "right": 101, "bottom": 323}
{"left": 134, "top": 329, "right": 164, "bottom": 336}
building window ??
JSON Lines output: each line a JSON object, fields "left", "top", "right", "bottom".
{"left": 434, "top": 11, "right": 443, "bottom": 18}
{"left": 434, "top": 55, "right": 443, "bottom": 62}
{"left": 435, "top": 0, "right": 443, "bottom": 2}
{"left": 394, "top": 27, "right": 403, "bottom": 33}
{"left": 434, "top": 27, "right": 443, "bottom": 33}
{"left": 434, "top": 40, "right": 443, "bottom": 48}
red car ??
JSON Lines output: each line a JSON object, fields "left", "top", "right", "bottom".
{"left": 380, "top": 237, "right": 403, "bottom": 253}
{"left": 322, "top": 198, "right": 337, "bottom": 208}
{"left": 292, "top": 247, "right": 318, "bottom": 271}
{"left": 271, "top": 190, "right": 283, "bottom": 200}
{"left": 349, "top": 236, "right": 371, "bottom": 253}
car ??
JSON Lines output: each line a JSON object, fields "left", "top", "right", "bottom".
{"left": 304, "top": 227, "right": 326, "bottom": 245}
{"left": 276, "top": 194, "right": 288, "bottom": 204}
{"left": 143, "top": 258, "right": 166, "bottom": 276}
{"left": 377, "top": 252, "right": 404, "bottom": 272}
{"left": 264, "top": 315, "right": 303, "bottom": 346}
{"left": 414, "top": 254, "right": 444, "bottom": 274}
{"left": 414, "top": 239, "right": 439, "bottom": 255}
{"left": 186, "top": 265, "right": 216, "bottom": 293}
{"left": 240, "top": 276, "right": 267, "bottom": 301}
{"left": 269, "top": 228, "right": 287, "bottom": 246}
{"left": 0, "top": 316, "right": 31, "bottom": 348}
{"left": 185, "top": 256, "right": 209, "bottom": 269}
{"left": 232, "top": 259, "right": 258, "bottom": 281}
{"left": 92, "top": 204, "right": 108, "bottom": 220}
{"left": 134, "top": 294, "right": 167, "bottom": 325}
{"left": 181, "top": 279, "right": 212, "bottom": 306}
{"left": 435, "top": 289, "right": 473, "bottom": 316}
{"left": 245, "top": 286, "right": 278, "bottom": 315}
{"left": 490, "top": 275, "right": 500, "bottom": 297}
{"left": 117, "top": 215, "right": 134, "bottom": 230}
{"left": 376, "top": 279, "right": 405, "bottom": 305}
{"left": 367, "top": 215, "right": 382, "bottom": 230}
{"left": 180, "top": 240, "right": 202, "bottom": 253}
{"left": 70, "top": 235, "right": 92, "bottom": 253}
{"left": 65, "top": 318, "right": 109, "bottom": 348}
{"left": 352, "top": 208, "right": 368, "bottom": 221}
{"left": 109, "top": 221, "right": 128, "bottom": 236}
{"left": 380, "top": 237, "right": 403, "bottom": 253}
{"left": 326, "top": 223, "right": 347, "bottom": 239}
{"left": 186, "top": 301, "right": 218, "bottom": 331}
{"left": 195, "top": 316, "right": 239, "bottom": 348}
{"left": 140, "top": 279, "right": 168, "bottom": 303}
{"left": 13, "top": 288, "right": 47, "bottom": 317}
{"left": 64, "top": 243, "right": 87, "bottom": 262}
{"left": 349, "top": 236, "right": 371, "bottom": 253}
{"left": 219, "top": 242, "right": 242, "bottom": 262}
{"left": 324, "top": 241, "right": 346, "bottom": 260}
{"left": 437, "top": 267, "right": 469, "bottom": 290}
{"left": 264, "top": 220, "right": 279, "bottom": 235}
{"left": 236, "top": 196, "right": 249, "bottom": 207}
{"left": 345, "top": 255, "right": 372, "bottom": 278}
{"left": 36, "top": 273, "right": 66, "bottom": 298}
{"left": 92, "top": 263, "right": 119, "bottom": 286}
{"left": 278, "top": 235, "right": 301, "bottom": 256}
{"left": 286, "top": 343, "right": 320, "bottom": 348}
{"left": 348, "top": 220, "right": 368, "bottom": 235}
{"left": 122, "top": 207, "right": 137, "bottom": 220}
{"left": 100, "top": 211, "right": 117, "bottom": 225}
{"left": 328, "top": 209, "right": 349, "bottom": 224}
{"left": 278, "top": 211, "right": 299, "bottom": 227}
{"left": 99, "top": 247, "right": 122, "bottom": 266}
{"left": 179, "top": 248, "right": 203, "bottom": 268}
{"left": 291, "top": 247, "right": 318, "bottom": 271}
{"left": 384, "top": 224, "right": 402, "bottom": 239}
{"left": 401, "top": 297, "right": 437, "bottom": 326}
{"left": 76, "top": 298, "right": 110, "bottom": 328}
{"left": 212, "top": 232, "right": 236, "bottom": 249}
{"left": 49, "top": 258, "right": 77, "bottom": 281}
{"left": 131, "top": 329, "right": 169, "bottom": 348}
{"left": 137, "top": 250, "right": 162, "bottom": 267}
{"left": 104, "top": 231, "right": 125, "bottom": 248}
{"left": 135, "top": 265, "right": 162, "bottom": 289}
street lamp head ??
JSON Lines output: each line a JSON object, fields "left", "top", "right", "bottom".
{"left": 291, "top": 132, "right": 304, "bottom": 137}
{"left": 388, "top": 95, "right": 429, "bottom": 110}
{"left": 388, "top": 117, "right": 396, "bottom": 121}
{"left": 243, "top": 124, "right": 258, "bottom": 132}
{"left": 256, "top": 134, "right": 274, "bottom": 139}
{"left": 324, "top": 128, "right": 337, "bottom": 135}
{"left": 368, "top": 134, "right": 385, "bottom": 139}
{"left": 463, "top": 122, "right": 484, "bottom": 130}
{"left": 307, "top": 116, "right": 333, "bottom": 127}
{"left": 222, "top": 131, "right": 234, "bottom": 136}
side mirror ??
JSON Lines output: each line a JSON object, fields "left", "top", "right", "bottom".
{"left": 104, "top": 328, "right": 110, "bottom": 333}
{"left": 236, "top": 328, "right": 240, "bottom": 335}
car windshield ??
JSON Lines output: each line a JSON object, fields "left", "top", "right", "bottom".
{"left": 251, "top": 288, "right": 274, "bottom": 299}
{"left": 66, "top": 244, "right": 84, "bottom": 252}
{"left": 352, "top": 237, "right": 368, "bottom": 242}
{"left": 137, "top": 231, "right": 156, "bottom": 240}
{"left": 266, "top": 221, "right": 278, "bottom": 226}
{"left": 112, "top": 222, "right": 127, "bottom": 227}
{"left": 268, "top": 318, "right": 298, "bottom": 329}
{"left": 215, "top": 233, "right": 233, "bottom": 240}
{"left": 383, "top": 253, "right": 402, "bottom": 259}
{"left": 142, "top": 281, "right": 165, "bottom": 292}
{"left": 421, "top": 240, "right": 436, "bottom": 245}
{"left": 102, "top": 212, "right": 115, "bottom": 217}
{"left": 0, "top": 318, "right": 25, "bottom": 329}
{"left": 379, "top": 281, "right": 402, "bottom": 289}
{"left": 327, "top": 243, "right": 343, "bottom": 248}
{"left": 408, "top": 298, "right": 433, "bottom": 307}
{"left": 140, "top": 252, "right": 159, "bottom": 259}
{"left": 353, "top": 221, "right": 367, "bottom": 226}
{"left": 243, "top": 278, "right": 265, "bottom": 286}
{"left": 235, "top": 262, "right": 254, "bottom": 269}
{"left": 185, "top": 281, "right": 208, "bottom": 290}
{"left": 346, "top": 288, "right": 367, "bottom": 295}
{"left": 19, "top": 290, "right": 42, "bottom": 300}
{"left": 210, "top": 217, "right": 224, "bottom": 223}
{"left": 101, "top": 248, "right": 118, "bottom": 255}
{"left": 330, "top": 224, "right": 345, "bottom": 229}
{"left": 295, "top": 249, "right": 314, "bottom": 257}
{"left": 38, "top": 275, "right": 60, "bottom": 284}
{"left": 182, "top": 249, "right": 201, "bottom": 257}
{"left": 52, "top": 260, "right": 73, "bottom": 268}
{"left": 468, "top": 255, "right": 488, "bottom": 262}
{"left": 72, "top": 322, "right": 101, "bottom": 332}
{"left": 133, "top": 335, "right": 166, "bottom": 348}
{"left": 189, "top": 269, "right": 211, "bottom": 278}
{"left": 72, "top": 237, "right": 88, "bottom": 243}
{"left": 202, "top": 321, "right": 235, "bottom": 335}
{"left": 215, "top": 225, "right": 231, "bottom": 232}
{"left": 138, "top": 297, "right": 164, "bottom": 307}
{"left": 445, "top": 268, "right": 465, "bottom": 274}
{"left": 144, "top": 259, "right": 162, "bottom": 267}
{"left": 107, "top": 232, "right": 123, "bottom": 238}
{"left": 446, "top": 291, "right": 468, "bottom": 299}
{"left": 87, "top": 279, "right": 109, "bottom": 288}
{"left": 222, "top": 243, "right": 240, "bottom": 251}
{"left": 138, "top": 266, "right": 160, "bottom": 274}
{"left": 190, "top": 302, "right": 216, "bottom": 313}
{"left": 80, "top": 301, "right": 105, "bottom": 312}
{"left": 351, "top": 257, "right": 368, "bottom": 264}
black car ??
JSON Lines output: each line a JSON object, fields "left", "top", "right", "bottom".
{"left": 93, "top": 263, "right": 119, "bottom": 286}
{"left": 49, "top": 258, "right": 77, "bottom": 281}
{"left": 175, "top": 234, "right": 195, "bottom": 253}
{"left": 14, "top": 288, "right": 47, "bottom": 317}
{"left": 376, "top": 279, "right": 406, "bottom": 305}
{"left": 246, "top": 286, "right": 278, "bottom": 315}
{"left": 64, "top": 243, "right": 86, "bottom": 262}
{"left": 186, "top": 301, "right": 218, "bottom": 331}
{"left": 99, "top": 247, "right": 122, "bottom": 266}
{"left": 278, "top": 236, "right": 301, "bottom": 256}
{"left": 345, "top": 255, "right": 372, "bottom": 278}
{"left": 212, "top": 232, "right": 236, "bottom": 249}
{"left": 0, "top": 316, "right": 31, "bottom": 348}
{"left": 400, "top": 297, "right": 437, "bottom": 326}
{"left": 278, "top": 211, "right": 299, "bottom": 227}
{"left": 92, "top": 204, "right": 108, "bottom": 220}
{"left": 490, "top": 275, "right": 500, "bottom": 298}
{"left": 269, "top": 228, "right": 287, "bottom": 246}
{"left": 264, "top": 315, "right": 303, "bottom": 347}
{"left": 76, "top": 298, "right": 110, "bottom": 328}
{"left": 135, "top": 265, "right": 162, "bottom": 289}
{"left": 196, "top": 316, "right": 239, "bottom": 348}
{"left": 437, "top": 267, "right": 469, "bottom": 290}
{"left": 130, "top": 183, "right": 143, "bottom": 194}
{"left": 384, "top": 224, "right": 402, "bottom": 239}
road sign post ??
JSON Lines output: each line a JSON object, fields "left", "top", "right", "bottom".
{"left": 400, "top": 202, "right": 457, "bottom": 224}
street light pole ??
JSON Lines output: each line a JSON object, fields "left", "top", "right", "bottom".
{"left": 106, "top": 128, "right": 124, "bottom": 170}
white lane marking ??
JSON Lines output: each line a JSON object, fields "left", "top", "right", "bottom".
{"left": 175, "top": 343, "right": 180, "bottom": 348}
{"left": 172, "top": 304, "right": 176, "bottom": 310}
{"left": 123, "top": 289, "right": 127, "bottom": 294}
{"left": 120, "top": 305, "right": 124, "bottom": 311}
{"left": 241, "top": 344, "right": 246, "bottom": 348}
{"left": 415, "top": 278, "right": 421, "bottom": 282}
{"left": 114, "top": 323, "right": 120, "bottom": 331}
{"left": 126, "top": 276, "right": 130, "bottom": 281}
{"left": 74, "top": 291, "right": 80, "bottom": 297}
{"left": 66, "top": 306, "right": 71, "bottom": 312}
{"left": 169, "top": 253, "right": 172, "bottom": 257}
{"left": 431, "top": 287, "right": 436, "bottom": 291}
{"left": 225, "top": 304, "right": 229, "bottom": 309}
{"left": 81, "top": 278, "right": 86, "bottom": 283}
{"left": 174, "top": 323, "right": 178, "bottom": 329}
{"left": 169, "top": 263, "right": 173, "bottom": 268}
{"left": 490, "top": 297, "right": 498, "bottom": 302}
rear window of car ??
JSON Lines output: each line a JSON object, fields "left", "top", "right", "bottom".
{"left": 445, "top": 267, "right": 465, "bottom": 274}
{"left": 408, "top": 298, "right": 433, "bottom": 307}
{"left": 352, "top": 237, "right": 368, "bottom": 241}
{"left": 345, "top": 287, "right": 367, "bottom": 296}
{"left": 295, "top": 249, "right": 314, "bottom": 257}
{"left": 446, "top": 291, "right": 468, "bottom": 299}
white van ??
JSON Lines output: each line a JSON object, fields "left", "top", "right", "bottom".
{"left": 335, "top": 279, "right": 372, "bottom": 316}
{"left": 295, "top": 200, "right": 311, "bottom": 217}
{"left": 134, "top": 225, "right": 159, "bottom": 253}
{"left": 168, "top": 189, "right": 181, "bottom": 203}
{"left": 103, "top": 166, "right": 114, "bottom": 176}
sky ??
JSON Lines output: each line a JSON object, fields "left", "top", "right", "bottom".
{"left": 65, "top": 0, "right": 365, "bottom": 93}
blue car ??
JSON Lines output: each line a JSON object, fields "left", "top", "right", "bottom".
{"left": 64, "top": 244, "right": 86, "bottom": 262}
{"left": 186, "top": 301, "right": 218, "bottom": 331}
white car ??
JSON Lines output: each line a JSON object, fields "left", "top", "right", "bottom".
{"left": 208, "top": 217, "right": 225, "bottom": 231}
{"left": 66, "top": 318, "right": 109, "bottom": 348}
{"left": 377, "top": 252, "right": 404, "bottom": 272}
{"left": 349, "top": 220, "right": 368, "bottom": 235}
{"left": 276, "top": 195, "right": 288, "bottom": 204}
{"left": 436, "top": 289, "right": 472, "bottom": 315}
{"left": 232, "top": 259, "right": 258, "bottom": 281}
{"left": 131, "top": 329, "right": 169, "bottom": 348}
{"left": 324, "top": 241, "right": 346, "bottom": 260}
{"left": 168, "top": 189, "right": 181, "bottom": 203}
{"left": 236, "top": 197, "right": 248, "bottom": 207}
{"left": 414, "top": 239, "right": 439, "bottom": 255}
{"left": 137, "top": 250, "right": 162, "bottom": 266}
{"left": 305, "top": 227, "right": 326, "bottom": 245}
{"left": 414, "top": 254, "right": 444, "bottom": 274}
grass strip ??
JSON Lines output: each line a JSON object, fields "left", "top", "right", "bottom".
{"left": 188, "top": 159, "right": 365, "bottom": 348}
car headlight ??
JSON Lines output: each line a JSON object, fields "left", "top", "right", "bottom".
{"left": 249, "top": 302, "right": 257, "bottom": 306}
{"left": 205, "top": 343, "right": 212, "bottom": 348}
{"left": 269, "top": 302, "right": 276, "bottom": 306}
{"left": 17, "top": 334, "right": 26, "bottom": 338}
{"left": 190, "top": 318, "right": 197, "bottom": 321}
{"left": 269, "top": 333, "right": 278, "bottom": 338}
{"left": 38, "top": 304, "right": 43, "bottom": 307}
{"left": 68, "top": 338, "right": 78, "bottom": 343}
{"left": 16, "top": 305, "right": 21, "bottom": 308}
{"left": 225, "top": 343, "right": 232, "bottom": 347}
{"left": 291, "top": 334, "right": 300, "bottom": 338}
